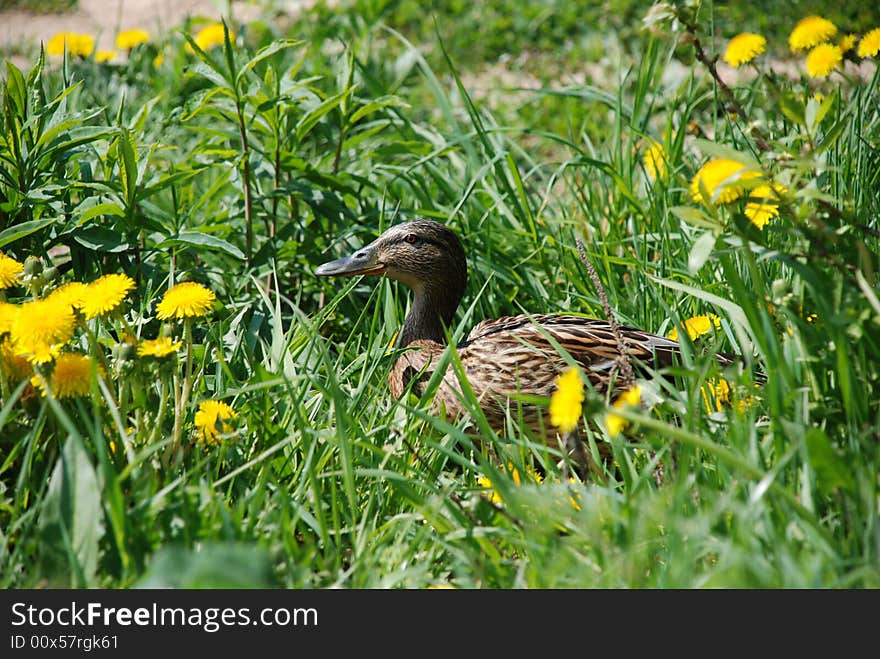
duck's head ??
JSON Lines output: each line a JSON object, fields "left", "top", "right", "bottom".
{"left": 315, "top": 220, "right": 467, "bottom": 295}
{"left": 315, "top": 220, "right": 468, "bottom": 345}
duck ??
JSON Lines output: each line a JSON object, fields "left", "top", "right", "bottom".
{"left": 315, "top": 220, "right": 731, "bottom": 440}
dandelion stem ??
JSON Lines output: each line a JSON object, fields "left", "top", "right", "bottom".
{"left": 149, "top": 378, "right": 169, "bottom": 448}
{"left": 167, "top": 318, "right": 194, "bottom": 466}
{"left": 235, "top": 107, "right": 254, "bottom": 268}
{"left": 678, "top": 13, "right": 772, "bottom": 153}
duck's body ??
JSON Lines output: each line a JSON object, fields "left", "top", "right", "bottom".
{"left": 316, "top": 220, "right": 714, "bottom": 437}
{"left": 387, "top": 313, "right": 682, "bottom": 433}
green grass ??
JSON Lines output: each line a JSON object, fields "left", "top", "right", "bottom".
{"left": 0, "top": 2, "right": 878, "bottom": 588}
{"left": 0, "top": 0, "right": 77, "bottom": 11}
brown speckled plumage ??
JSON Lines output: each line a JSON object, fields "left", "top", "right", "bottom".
{"left": 386, "top": 314, "right": 685, "bottom": 433}
{"left": 316, "top": 220, "right": 729, "bottom": 438}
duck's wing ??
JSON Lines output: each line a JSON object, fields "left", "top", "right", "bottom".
{"left": 461, "top": 313, "right": 683, "bottom": 391}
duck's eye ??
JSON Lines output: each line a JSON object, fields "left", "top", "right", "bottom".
{"left": 403, "top": 233, "right": 418, "bottom": 245}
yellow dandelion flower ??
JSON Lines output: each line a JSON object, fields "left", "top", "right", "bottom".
{"left": 549, "top": 367, "right": 584, "bottom": 434}
{"left": 40, "top": 352, "right": 98, "bottom": 399}
{"left": 75, "top": 34, "right": 95, "bottom": 57}
{"left": 191, "top": 23, "right": 232, "bottom": 52}
{"left": 47, "top": 281, "right": 88, "bottom": 312}
{"left": 702, "top": 378, "right": 755, "bottom": 414}
{"left": 0, "top": 253, "right": 23, "bottom": 289}
{"left": 115, "top": 29, "right": 150, "bottom": 50}
{"left": 604, "top": 412, "right": 627, "bottom": 437}
{"left": 805, "top": 43, "right": 843, "bottom": 78}
{"left": 476, "top": 474, "right": 503, "bottom": 505}
{"left": 46, "top": 32, "right": 95, "bottom": 58}
{"left": 668, "top": 314, "right": 722, "bottom": 341}
{"left": 137, "top": 336, "right": 183, "bottom": 358}
{"left": 511, "top": 464, "right": 543, "bottom": 485}
{"left": 604, "top": 384, "right": 642, "bottom": 437}
{"left": 723, "top": 33, "right": 767, "bottom": 67}
{"left": 690, "top": 158, "right": 762, "bottom": 205}
{"left": 0, "top": 339, "right": 32, "bottom": 382}
{"left": 857, "top": 28, "right": 880, "bottom": 58}
{"left": 155, "top": 282, "right": 216, "bottom": 320}
{"left": 46, "top": 32, "right": 71, "bottom": 56}
{"left": 194, "top": 399, "right": 237, "bottom": 444}
{"left": 10, "top": 297, "right": 76, "bottom": 364}
{"left": 744, "top": 183, "right": 786, "bottom": 229}
{"left": 838, "top": 34, "right": 857, "bottom": 54}
{"left": 566, "top": 477, "right": 582, "bottom": 511}
{"left": 701, "top": 378, "right": 731, "bottom": 413}
{"left": 81, "top": 273, "right": 135, "bottom": 319}
{"left": 477, "top": 464, "right": 543, "bottom": 506}
{"left": 642, "top": 139, "right": 667, "bottom": 180}
{"left": 153, "top": 51, "right": 165, "bottom": 68}
{"left": 616, "top": 385, "right": 642, "bottom": 407}
{"left": 0, "top": 302, "right": 17, "bottom": 335}
{"left": 744, "top": 200, "right": 778, "bottom": 228}
{"left": 95, "top": 50, "right": 116, "bottom": 63}
{"left": 789, "top": 16, "right": 837, "bottom": 52}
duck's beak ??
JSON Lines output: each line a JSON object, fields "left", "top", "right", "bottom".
{"left": 315, "top": 242, "right": 386, "bottom": 278}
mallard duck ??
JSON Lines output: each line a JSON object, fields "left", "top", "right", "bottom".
{"left": 315, "top": 220, "right": 729, "bottom": 437}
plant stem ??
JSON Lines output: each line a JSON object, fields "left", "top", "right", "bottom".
{"left": 235, "top": 102, "right": 254, "bottom": 267}
{"left": 576, "top": 238, "right": 633, "bottom": 385}
{"left": 166, "top": 318, "right": 194, "bottom": 466}
{"left": 679, "top": 14, "right": 771, "bottom": 153}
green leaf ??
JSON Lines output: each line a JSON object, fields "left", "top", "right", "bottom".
{"left": 778, "top": 92, "right": 805, "bottom": 126}
{"left": 158, "top": 230, "right": 245, "bottom": 260}
{"left": 75, "top": 202, "right": 126, "bottom": 226}
{"left": 38, "top": 126, "right": 116, "bottom": 166}
{"left": 806, "top": 92, "right": 834, "bottom": 136}
{"left": 816, "top": 116, "right": 847, "bottom": 154}
{"left": 190, "top": 60, "right": 232, "bottom": 91}
{"left": 136, "top": 542, "right": 278, "bottom": 588}
{"left": 4, "top": 60, "right": 27, "bottom": 117}
{"left": 694, "top": 139, "right": 761, "bottom": 169}
{"left": 295, "top": 89, "right": 351, "bottom": 143}
{"left": 670, "top": 205, "right": 721, "bottom": 230}
{"left": 38, "top": 436, "right": 104, "bottom": 586}
{"left": 117, "top": 127, "right": 139, "bottom": 207}
{"left": 32, "top": 107, "right": 104, "bottom": 153}
{"left": 236, "top": 39, "right": 301, "bottom": 87}
{"left": 650, "top": 274, "right": 750, "bottom": 330}
{"left": 183, "top": 29, "right": 233, "bottom": 87}
{"left": 688, "top": 230, "right": 717, "bottom": 274}
{"left": 71, "top": 226, "right": 132, "bottom": 253}
{"left": 0, "top": 218, "right": 55, "bottom": 248}
{"left": 805, "top": 428, "right": 854, "bottom": 495}
{"left": 347, "top": 95, "right": 407, "bottom": 125}
{"left": 180, "top": 86, "right": 233, "bottom": 121}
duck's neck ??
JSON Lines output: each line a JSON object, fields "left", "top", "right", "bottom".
{"left": 398, "top": 284, "right": 462, "bottom": 347}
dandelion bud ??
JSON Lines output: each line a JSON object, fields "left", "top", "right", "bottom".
{"left": 642, "top": 3, "right": 676, "bottom": 39}
{"left": 43, "top": 266, "right": 59, "bottom": 283}
{"left": 23, "top": 256, "right": 43, "bottom": 277}
{"left": 116, "top": 341, "right": 137, "bottom": 361}
{"left": 678, "top": 32, "right": 696, "bottom": 47}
